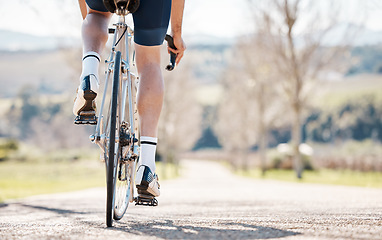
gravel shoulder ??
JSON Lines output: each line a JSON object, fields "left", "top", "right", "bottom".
{"left": 1, "top": 159, "right": 381, "bottom": 239}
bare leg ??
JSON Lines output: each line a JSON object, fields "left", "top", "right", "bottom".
{"left": 73, "top": 9, "right": 112, "bottom": 117}
{"left": 135, "top": 44, "right": 164, "bottom": 138}
{"left": 135, "top": 44, "right": 163, "bottom": 187}
{"left": 82, "top": 10, "right": 112, "bottom": 54}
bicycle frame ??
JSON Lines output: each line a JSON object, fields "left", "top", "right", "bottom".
{"left": 90, "top": 14, "right": 139, "bottom": 203}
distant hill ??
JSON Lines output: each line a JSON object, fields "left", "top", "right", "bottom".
{"left": 321, "top": 23, "right": 382, "bottom": 46}
{"left": 2, "top": 22, "right": 382, "bottom": 52}
{"left": 0, "top": 50, "right": 79, "bottom": 98}
{"left": 353, "top": 28, "right": 382, "bottom": 46}
{"left": 184, "top": 34, "right": 236, "bottom": 47}
{"left": 0, "top": 30, "right": 80, "bottom": 52}
{"left": 1, "top": 24, "right": 381, "bottom": 95}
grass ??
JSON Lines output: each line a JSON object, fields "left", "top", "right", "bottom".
{"left": 0, "top": 160, "right": 105, "bottom": 203}
{"left": 157, "top": 161, "right": 180, "bottom": 180}
{"left": 0, "top": 158, "right": 179, "bottom": 203}
{"left": 235, "top": 168, "right": 382, "bottom": 188}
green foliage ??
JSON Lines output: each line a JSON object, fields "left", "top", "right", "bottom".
{"left": 0, "top": 139, "right": 19, "bottom": 161}
{"left": 346, "top": 45, "right": 382, "bottom": 75}
{"left": 305, "top": 92, "right": 382, "bottom": 142}
{"left": 3, "top": 141, "right": 98, "bottom": 163}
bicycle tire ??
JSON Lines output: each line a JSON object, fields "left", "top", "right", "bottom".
{"left": 113, "top": 62, "right": 137, "bottom": 220}
{"left": 106, "top": 51, "right": 122, "bottom": 227}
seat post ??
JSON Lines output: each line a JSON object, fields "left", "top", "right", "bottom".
{"left": 116, "top": 6, "right": 129, "bottom": 16}
{"left": 118, "top": 14, "right": 126, "bottom": 24}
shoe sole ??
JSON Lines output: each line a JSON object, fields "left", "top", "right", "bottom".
{"left": 77, "top": 90, "right": 97, "bottom": 116}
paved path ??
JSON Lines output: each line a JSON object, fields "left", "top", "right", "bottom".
{"left": 1, "top": 160, "right": 381, "bottom": 239}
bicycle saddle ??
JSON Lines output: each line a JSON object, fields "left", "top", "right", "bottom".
{"left": 103, "top": 0, "right": 140, "bottom": 14}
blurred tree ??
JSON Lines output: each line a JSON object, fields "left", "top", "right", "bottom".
{"left": 215, "top": 66, "right": 257, "bottom": 170}
{"left": 241, "top": 37, "right": 287, "bottom": 174}
{"left": 12, "top": 85, "right": 41, "bottom": 139}
{"left": 215, "top": 37, "right": 284, "bottom": 172}
{"left": 4, "top": 85, "right": 91, "bottom": 150}
{"left": 157, "top": 54, "right": 203, "bottom": 177}
{"left": 28, "top": 105, "right": 91, "bottom": 151}
{"left": 247, "top": 0, "right": 352, "bottom": 178}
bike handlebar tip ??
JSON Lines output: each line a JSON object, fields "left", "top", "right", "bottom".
{"left": 164, "top": 34, "right": 177, "bottom": 71}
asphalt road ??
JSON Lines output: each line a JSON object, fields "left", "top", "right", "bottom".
{"left": 1, "top": 160, "right": 381, "bottom": 240}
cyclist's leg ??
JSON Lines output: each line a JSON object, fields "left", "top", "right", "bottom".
{"left": 135, "top": 45, "right": 163, "bottom": 138}
{"left": 135, "top": 44, "right": 163, "bottom": 174}
{"left": 81, "top": 5, "right": 111, "bottom": 81}
{"left": 82, "top": 9, "right": 112, "bottom": 55}
{"left": 133, "top": 0, "right": 171, "bottom": 198}
{"left": 134, "top": 45, "right": 162, "bottom": 197}
{"left": 133, "top": 0, "right": 171, "bottom": 162}
{"left": 73, "top": 2, "right": 112, "bottom": 117}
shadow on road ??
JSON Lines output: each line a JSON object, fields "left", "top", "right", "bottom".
{"left": 109, "top": 219, "right": 301, "bottom": 239}
{"left": 0, "top": 203, "right": 8, "bottom": 208}
{"left": 19, "top": 203, "right": 90, "bottom": 216}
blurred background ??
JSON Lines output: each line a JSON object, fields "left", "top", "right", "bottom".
{"left": 1, "top": 0, "right": 382, "bottom": 201}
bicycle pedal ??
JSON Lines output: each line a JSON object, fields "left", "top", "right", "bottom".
{"left": 135, "top": 195, "right": 158, "bottom": 206}
{"left": 74, "top": 114, "right": 97, "bottom": 125}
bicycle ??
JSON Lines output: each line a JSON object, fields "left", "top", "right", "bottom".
{"left": 74, "top": 1, "right": 176, "bottom": 227}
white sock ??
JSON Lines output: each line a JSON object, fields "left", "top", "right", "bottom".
{"left": 80, "top": 51, "right": 100, "bottom": 83}
{"left": 139, "top": 136, "right": 158, "bottom": 173}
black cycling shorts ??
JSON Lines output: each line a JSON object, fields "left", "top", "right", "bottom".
{"left": 85, "top": 0, "right": 171, "bottom": 46}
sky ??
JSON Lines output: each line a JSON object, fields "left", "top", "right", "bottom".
{"left": 0, "top": 0, "right": 382, "bottom": 38}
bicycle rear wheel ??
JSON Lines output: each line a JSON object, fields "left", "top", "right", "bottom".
{"left": 113, "top": 64, "right": 137, "bottom": 220}
{"left": 113, "top": 155, "right": 132, "bottom": 220}
{"left": 104, "top": 50, "right": 136, "bottom": 226}
{"left": 105, "top": 51, "right": 122, "bottom": 227}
